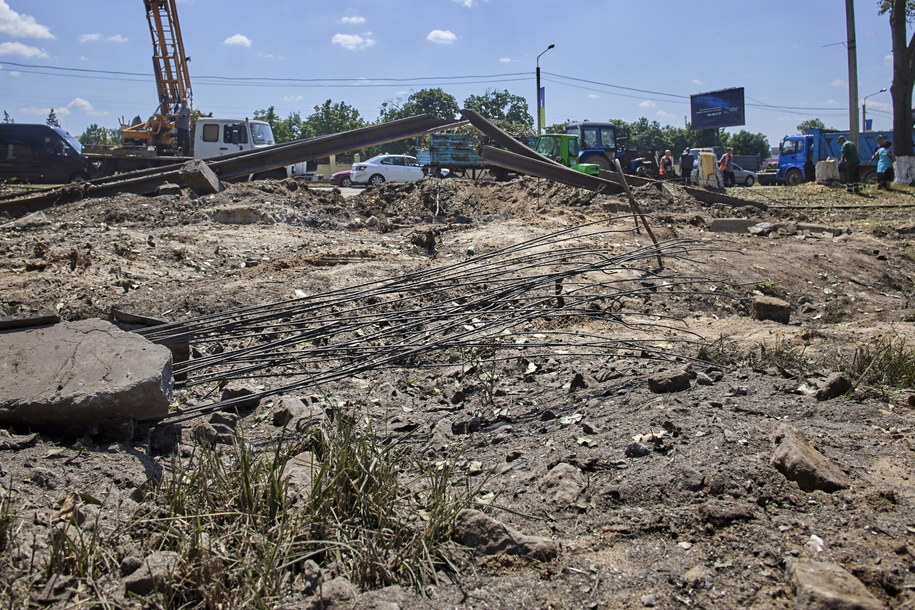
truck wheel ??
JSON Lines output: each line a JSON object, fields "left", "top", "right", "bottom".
{"left": 861, "top": 170, "right": 878, "bottom": 185}
{"left": 785, "top": 168, "right": 803, "bottom": 186}
{"left": 368, "top": 173, "right": 385, "bottom": 186}
{"left": 582, "top": 154, "right": 611, "bottom": 171}
{"left": 69, "top": 172, "right": 90, "bottom": 183}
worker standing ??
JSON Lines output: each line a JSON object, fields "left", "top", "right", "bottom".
{"left": 837, "top": 136, "right": 859, "bottom": 194}
{"left": 718, "top": 147, "right": 735, "bottom": 187}
{"left": 169, "top": 98, "right": 191, "bottom": 155}
{"left": 679, "top": 148, "right": 695, "bottom": 184}
{"left": 659, "top": 150, "right": 674, "bottom": 179}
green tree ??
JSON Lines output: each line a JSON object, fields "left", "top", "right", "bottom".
{"left": 252, "top": 106, "right": 303, "bottom": 143}
{"left": 302, "top": 99, "right": 365, "bottom": 138}
{"left": 2, "top": 110, "right": 12, "bottom": 124}
{"left": 378, "top": 88, "right": 459, "bottom": 122}
{"left": 462, "top": 89, "right": 533, "bottom": 135}
{"left": 796, "top": 118, "right": 826, "bottom": 133}
{"left": 880, "top": 0, "right": 915, "bottom": 157}
{"left": 46, "top": 109, "right": 60, "bottom": 128}
{"left": 78, "top": 123, "right": 120, "bottom": 147}
{"left": 724, "top": 130, "right": 771, "bottom": 159}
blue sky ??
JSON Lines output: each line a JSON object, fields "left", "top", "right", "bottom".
{"left": 0, "top": 0, "right": 899, "bottom": 148}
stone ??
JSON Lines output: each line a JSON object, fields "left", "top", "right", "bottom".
{"left": 539, "top": 462, "right": 586, "bottom": 504}
{"left": 569, "top": 372, "right": 587, "bottom": 391}
{"left": 150, "top": 423, "right": 181, "bottom": 455}
{"left": 770, "top": 424, "right": 851, "bottom": 492}
{"left": 695, "top": 372, "right": 715, "bottom": 386}
{"left": 648, "top": 369, "right": 691, "bottom": 393}
{"left": 123, "top": 550, "right": 180, "bottom": 596}
{"left": 815, "top": 372, "right": 853, "bottom": 401}
{"left": 625, "top": 442, "right": 651, "bottom": 458}
{"left": 453, "top": 509, "right": 558, "bottom": 561}
{"left": 678, "top": 467, "right": 705, "bottom": 492}
{"left": 786, "top": 558, "right": 883, "bottom": 610}
{"left": 751, "top": 296, "right": 791, "bottom": 324}
{"left": 156, "top": 182, "right": 182, "bottom": 196}
{"left": 708, "top": 218, "right": 757, "bottom": 233}
{"left": 0, "top": 431, "right": 38, "bottom": 451}
{"left": 0, "top": 319, "right": 173, "bottom": 426}
{"left": 312, "top": 576, "right": 357, "bottom": 608}
{"left": 219, "top": 385, "right": 261, "bottom": 411}
{"left": 178, "top": 158, "right": 222, "bottom": 195}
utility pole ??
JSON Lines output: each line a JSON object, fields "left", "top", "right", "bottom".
{"left": 846, "top": 0, "right": 860, "bottom": 143}
{"left": 536, "top": 44, "right": 554, "bottom": 134}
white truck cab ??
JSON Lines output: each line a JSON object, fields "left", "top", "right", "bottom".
{"left": 193, "top": 118, "right": 319, "bottom": 181}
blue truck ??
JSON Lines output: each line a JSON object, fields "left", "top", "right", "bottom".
{"left": 776, "top": 128, "right": 896, "bottom": 186}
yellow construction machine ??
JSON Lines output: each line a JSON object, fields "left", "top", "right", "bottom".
{"left": 120, "top": 0, "right": 193, "bottom": 152}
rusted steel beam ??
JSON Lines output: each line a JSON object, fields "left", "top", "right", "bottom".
{"left": 460, "top": 107, "right": 766, "bottom": 211}
{"left": 480, "top": 146, "right": 622, "bottom": 194}
{"left": 0, "top": 116, "right": 466, "bottom": 218}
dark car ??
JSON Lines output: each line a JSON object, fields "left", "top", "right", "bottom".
{"left": 330, "top": 170, "right": 352, "bottom": 187}
{"left": 0, "top": 124, "right": 90, "bottom": 184}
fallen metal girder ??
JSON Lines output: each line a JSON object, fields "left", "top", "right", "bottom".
{"left": 460, "top": 107, "right": 766, "bottom": 211}
{"left": 0, "top": 115, "right": 466, "bottom": 218}
{"left": 480, "top": 145, "right": 622, "bottom": 194}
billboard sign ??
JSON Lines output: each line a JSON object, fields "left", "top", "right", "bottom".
{"left": 690, "top": 87, "right": 745, "bottom": 130}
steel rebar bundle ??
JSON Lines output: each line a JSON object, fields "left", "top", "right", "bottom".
{"left": 138, "top": 215, "right": 719, "bottom": 419}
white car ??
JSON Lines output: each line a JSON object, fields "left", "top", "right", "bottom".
{"left": 351, "top": 154, "right": 425, "bottom": 186}
{"left": 692, "top": 162, "right": 757, "bottom": 187}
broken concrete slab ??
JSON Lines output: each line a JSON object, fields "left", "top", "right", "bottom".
{"left": 752, "top": 296, "right": 791, "bottom": 324}
{"left": 787, "top": 558, "right": 883, "bottom": 610}
{"left": 0, "top": 318, "right": 173, "bottom": 426}
{"left": 178, "top": 158, "right": 222, "bottom": 195}
{"left": 770, "top": 424, "right": 852, "bottom": 492}
{"left": 453, "top": 509, "right": 558, "bottom": 561}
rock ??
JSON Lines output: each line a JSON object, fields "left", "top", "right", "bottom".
{"left": 0, "top": 319, "right": 173, "bottom": 426}
{"left": 678, "top": 467, "right": 705, "bottom": 492}
{"left": 539, "top": 463, "right": 585, "bottom": 504}
{"left": 191, "top": 421, "right": 234, "bottom": 446}
{"left": 271, "top": 396, "right": 324, "bottom": 427}
{"left": 451, "top": 416, "right": 482, "bottom": 435}
{"left": 569, "top": 372, "right": 587, "bottom": 391}
{"left": 708, "top": 218, "right": 758, "bottom": 233}
{"left": 697, "top": 501, "right": 756, "bottom": 527}
{"left": 453, "top": 509, "right": 558, "bottom": 561}
{"left": 123, "top": 550, "right": 180, "bottom": 596}
{"left": 786, "top": 558, "right": 883, "bottom": 610}
{"left": 695, "top": 371, "right": 715, "bottom": 386}
{"left": 540, "top": 409, "right": 557, "bottom": 421}
{"left": 815, "top": 372, "right": 853, "bottom": 401}
{"left": 748, "top": 222, "right": 776, "bottom": 236}
{"left": 150, "top": 423, "right": 181, "bottom": 455}
{"left": 647, "top": 369, "right": 691, "bottom": 393}
{"left": 0, "top": 430, "right": 38, "bottom": 450}
{"left": 178, "top": 158, "right": 222, "bottom": 195}
{"left": 640, "top": 593, "right": 658, "bottom": 607}
{"left": 625, "top": 442, "right": 651, "bottom": 458}
{"left": 770, "top": 424, "right": 851, "bottom": 492}
{"left": 219, "top": 385, "right": 261, "bottom": 411}
{"left": 298, "top": 559, "right": 322, "bottom": 595}
{"left": 156, "top": 182, "right": 182, "bottom": 196}
{"left": 751, "top": 296, "right": 791, "bottom": 324}
{"left": 284, "top": 451, "right": 317, "bottom": 498}
{"left": 312, "top": 576, "right": 357, "bottom": 608}
{"left": 29, "top": 467, "right": 59, "bottom": 489}
{"left": 209, "top": 411, "right": 238, "bottom": 430}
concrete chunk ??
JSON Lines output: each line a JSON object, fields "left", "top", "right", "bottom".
{"left": 0, "top": 319, "right": 173, "bottom": 426}
{"left": 179, "top": 158, "right": 222, "bottom": 195}
{"left": 770, "top": 424, "right": 851, "bottom": 492}
{"left": 752, "top": 296, "right": 791, "bottom": 324}
{"left": 787, "top": 558, "right": 883, "bottom": 610}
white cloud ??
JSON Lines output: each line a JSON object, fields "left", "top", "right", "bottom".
{"left": 499, "top": 57, "right": 512, "bottom": 63}
{"left": 107, "top": 34, "right": 128, "bottom": 43}
{"left": 453, "top": 0, "right": 483, "bottom": 6}
{"left": 282, "top": 95, "right": 303, "bottom": 102}
{"left": 224, "top": 34, "right": 252, "bottom": 47}
{"left": 639, "top": 100, "right": 656, "bottom": 108}
{"left": 884, "top": 54, "right": 893, "bottom": 66}
{"left": 67, "top": 97, "right": 108, "bottom": 116}
{"left": 257, "top": 51, "right": 285, "bottom": 59}
{"left": 823, "top": 98, "right": 839, "bottom": 106}
{"left": 79, "top": 33, "right": 101, "bottom": 43}
{"left": 656, "top": 110, "right": 677, "bottom": 121}
{"left": 341, "top": 15, "right": 365, "bottom": 24}
{"left": 0, "top": 1, "right": 54, "bottom": 39}
{"left": 427, "top": 30, "right": 457, "bottom": 44}
{"left": 829, "top": 78, "right": 847, "bottom": 87}
{"left": 0, "top": 41, "right": 48, "bottom": 58}
{"left": 587, "top": 93, "right": 599, "bottom": 99}
{"left": 20, "top": 106, "right": 70, "bottom": 117}
{"left": 691, "top": 79, "right": 704, "bottom": 85}
{"left": 332, "top": 33, "right": 374, "bottom": 50}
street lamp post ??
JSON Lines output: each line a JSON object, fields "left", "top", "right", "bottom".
{"left": 536, "top": 44, "right": 555, "bottom": 134}
{"left": 862, "top": 88, "right": 887, "bottom": 132}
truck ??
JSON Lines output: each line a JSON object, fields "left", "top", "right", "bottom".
{"left": 87, "top": 117, "right": 318, "bottom": 181}
{"left": 563, "top": 122, "right": 658, "bottom": 176}
{"left": 776, "top": 128, "right": 902, "bottom": 186}
{"left": 416, "top": 132, "right": 599, "bottom": 180}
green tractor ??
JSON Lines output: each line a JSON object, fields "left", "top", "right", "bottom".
{"left": 534, "top": 134, "right": 602, "bottom": 176}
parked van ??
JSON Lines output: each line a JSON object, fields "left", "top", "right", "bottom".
{"left": 0, "top": 124, "right": 90, "bottom": 184}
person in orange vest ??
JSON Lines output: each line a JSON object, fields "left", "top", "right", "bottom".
{"left": 659, "top": 150, "right": 674, "bottom": 179}
{"left": 718, "top": 147, "right": 735, "bottom": 187}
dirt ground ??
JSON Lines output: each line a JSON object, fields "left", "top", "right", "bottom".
{"left": 1, "top": 175, "right": 914, "bottom": 608}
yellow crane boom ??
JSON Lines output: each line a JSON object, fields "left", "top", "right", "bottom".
{"left": 121, "top": 0, "right": 193, "bottom": 151}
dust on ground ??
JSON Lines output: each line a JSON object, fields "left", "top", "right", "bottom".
{"left": 1, "top": 176, "right": 914, "bottom": 608}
